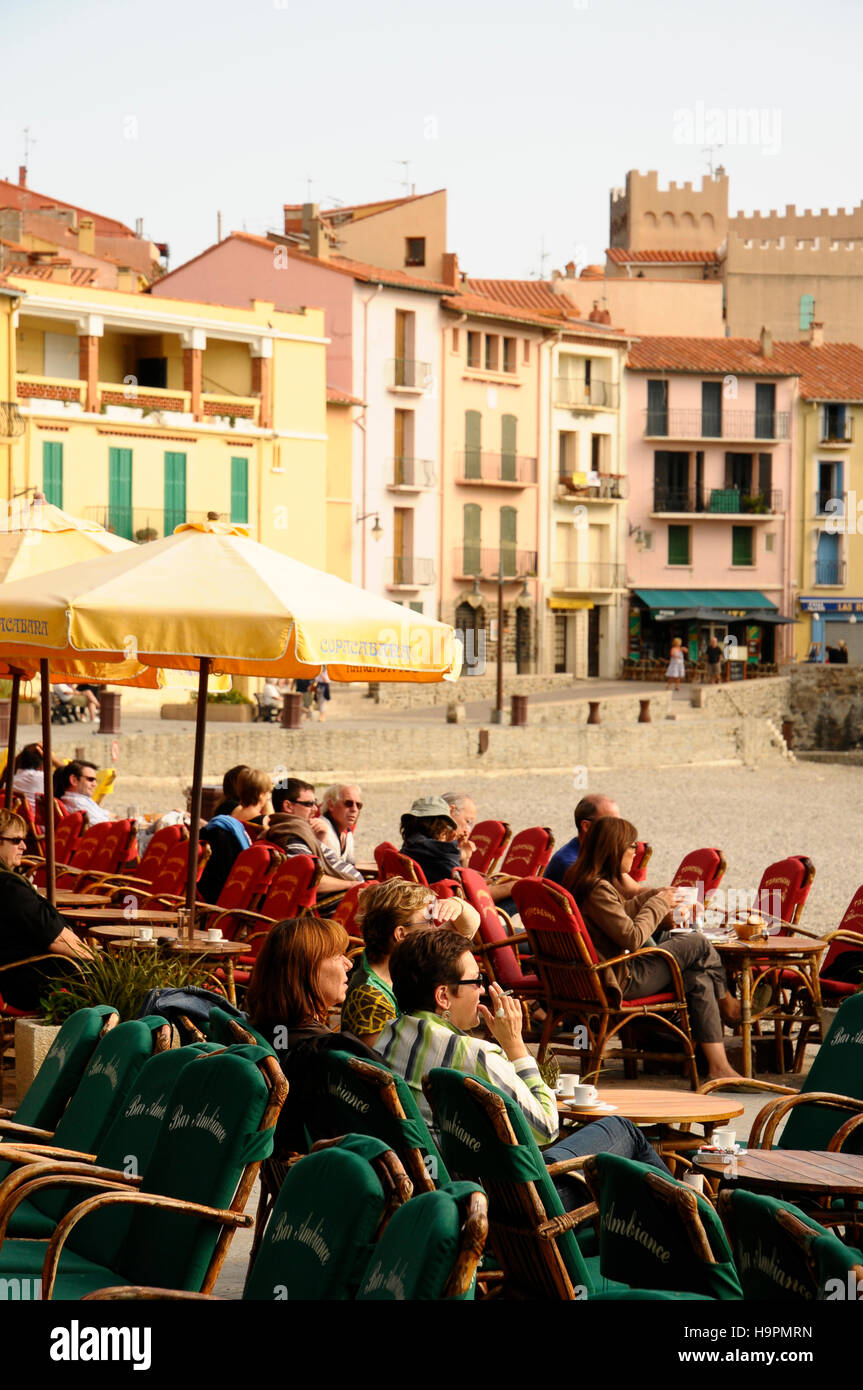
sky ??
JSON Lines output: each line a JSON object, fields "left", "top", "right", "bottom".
{"left": 2, "top": 0, "right": 862, "bottom": 280}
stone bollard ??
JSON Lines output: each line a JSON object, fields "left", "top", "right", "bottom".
{"left": 510, "top": 694, "right": 528, "bottom": 726}
{"left": 98, "top": 691, "right": 122, "bottom": 735}
{"left": 446, "top": 702, "right": 466, "bottom": 724}
{"left": 587, "top": 700, "right": 601, "bottom": 725}
{"left": 281, "top": 692, "right": 303, "bottom": 729}
{"left": 781, "top": 718, "right": 793, "bottom": 749}
{"left": 638, "top": 698, "right": 652, "bottom": 724}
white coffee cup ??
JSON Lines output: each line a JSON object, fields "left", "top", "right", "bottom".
{"left": 138, "top": 926, "right": 154, "bottom": 942}
{"left": 712, "top": 1127, "right": 736, "bottom": 1150}
{"left": 206, "top": 928, "right": 223, "bottom": 942}
{"left": 683, "top": 1172, "right": 705, "bottom": 1194}
{"left": 556, "top": 1074, "right": 579, "bottom": 1098}
{"left": 571, "top": 1083, "right": 598, "bottom": 1105}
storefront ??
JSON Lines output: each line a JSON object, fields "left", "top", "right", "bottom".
{"left": 629, "top": 589, "right": 786, "bottom": 665}
{"left": 798, "top": 596, "right": 863, "bottom": 663}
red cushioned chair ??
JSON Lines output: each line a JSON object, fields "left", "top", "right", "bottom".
{"left": 468, "top": 820, "right": 512, "bottom": 876}
{"left": 330, "top": 879, "right": 378, "bottom": 938}
{"left": 458, "top": 867, "right": 541, "bottom": 1005}
{"left": 98, "top": 824, "right": 189, "bottom": 896}
{"left": 498, "top": 826, "right": 554, "bottom": 880}
{"left": 819, "top": 885, "right": 863, "bottom": 1003}
{"left": 373, "top": 842, "right": 398, "bottom": 875}
{"left": 27, "top": 810, "right": 86, "bottom": 888}
{"left": 630, "top": 841, "right": 653, "bottom": 883}
{"left": 511, "top": 877, "right": 698, "bottom": 1088}
{"left": 671, "top": 847, "right": 727, "bottom": 896}
{"left": 756, "top": 855, "right": 816, "bottom": 933}
{"left": 379, "top": 847, "right": 429, "bottom": 886}
{"left": 195, "top": 842, "right": 285, "bottom": 938}
{"left": 221, "top": 855, "right": 331, "bottom": 987}
{"left": 124, "top": 838, "right": 210, "bottom": 911}
{"left": 55, "top": 818, "right": 139, "bottom": 890}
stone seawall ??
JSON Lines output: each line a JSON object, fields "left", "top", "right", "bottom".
{"left": 788, "top": 666, "right": 863, "bottom": 750}
{"left": 690, "top": 675, "right": 791, "bottom": 723}
{"left": 371, "top": 673, "right": 578, "bottom": 708}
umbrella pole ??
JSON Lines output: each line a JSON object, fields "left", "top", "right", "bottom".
{"left": 39, "top": 659, "right": 56, "bottom": 908}
{"left": 4, "top": 671, "right": 20, "bottom": 807}
{"left": 185, "top": 656, "right": 212, "bottom": 919}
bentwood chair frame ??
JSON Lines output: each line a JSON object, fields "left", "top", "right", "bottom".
{"left": 468, "top": 821, "right": 512, "bottom": 876}
{"left": 512, "top": 878, "right": 699, "bottom": 1088}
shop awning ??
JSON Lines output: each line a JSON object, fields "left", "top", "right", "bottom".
{"left": 547, "top": 597, "right": 594, "bottom": 611}
{"left": 651, "top": 608, "right": 796, "bottom": 625}
{"left": 633, "top": 589, "right": 779, "bottom": 615}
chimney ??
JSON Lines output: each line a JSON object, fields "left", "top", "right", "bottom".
{"left": 588, "top": 301, "right": 612, "bottom": 325}
{"left": 808, "top": 320, "right": 824, "bottom": 348}
{"left": 442, "top": 252, "right": 460, "bottom": 289}
{"left": 301, "top": 202, "right": 319, "bottom": 235}
{"left": 77, "top": 217, "right": 95, "bottom": 256}
{"left": 759, "top": 325, "right": 773, "bottom": 358}
{"left": 18, "top": 165, "right": 26, "bottom": 187}
{"left": 551, "top": 268, "right": 562, "bottom": 281}
{"left": 52, "top": 263, "right": 73, "bottom": 284}
{"left": 565, "top": 261, "right": 576, "bottom": 279}
{"left": 116, "top": 266, "right": 136, "bottom": 292}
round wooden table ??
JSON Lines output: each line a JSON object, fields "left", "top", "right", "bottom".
{"left": 558, "top": 1087, "right": 745, "bottom": 1167}
{"left": 714, "top": 934, "right": 828, "bottom": 1077}
{"left": 694, "top": 1148, "right": 863, "bottom": 1201}
{"left": 38, "top": 890, "right": 112, "bottom": 907}
{"left": 73, "top": 907, "right": 184, "bottom": 928}
{"left": 87, "top": 921, "right": 181, "bottom": 943}
{"left": 87, "top": 921, "right": 248, "bottom": 1005}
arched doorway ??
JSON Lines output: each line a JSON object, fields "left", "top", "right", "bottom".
{"left": 456, "top": 600, "right": 487, "bottom": 676}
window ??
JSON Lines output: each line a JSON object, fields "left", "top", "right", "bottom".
{"left": 392, "top": 506, "right": 413, "bottom": 584}
{"left": 463, "top": 502, "right": 481, "bottom": 574}
{"left": 467, "top": 331, "right": 481, "bottom": 368}
{"left": 647, "top": 379, "right": 668, "bottom": 435}
{"left": 484, "top": 335, "right": 499, "bottom": 372}
{"left": 591, "top": 434, "right": 609, "bottom": 473}
{"left": 817, "top": 459, "right": 843, "bottom": 516}
{"left": 405, "top": 237, "right": 425, "bottom": 267}
{"left": 452, "top": 328, "right": 460, "bottom": 353}
{"left": 43, "top": 332, "right": 78, "bottom": 380}
{"left": 464, "top": 410, "right": 482, "bottom": 480}
{"left": 163, "top": 452, "right": 187, "bottom": 534}
{"left": 702, "top": 381, "right": 722, "bottom": 437}
{"left": 499, "top": 506, "right": 517, "bottom": 577}
{"left": 503, "top": 337, "right": 516, "bottom": 373}
{"left": 816, "top": 531, "right": 841, "bottom": 585}
{"left": 823, "top": 403, "right": 848, "bottom": 442}
{"left": 755, "top": 383, "right": 775, "bottom": 439}
{"left": 108, "top": 447, "right": 133, "bottom": 539}
{"left": 524, "top": 339, "right": 531, "bottom": 363}
{"left": 230, "top": 456, "right": 249, "bottom": 524}
{"left": 501, "top": 415, "right": 517, "bottom": 482}
{"left": 654, "top": 451, "right": 689, "bottom": 511}
{"left": 558, "top": 431, "right": 578, "bottom": 479}
{"left": 42, "top": 442, "right": 63, "bottom": 508}
{"left": 393, "top": 309, "right": 416, "bottom": 385}
{"left": 408, "top": 600, "right": 424, "bottom": 614}
{"left": 765, "top": 532, "right": 776, "bottom": 553}
{"left": 731, "top": 526, "right": 753, "bottom": 566}
{"left": 799, "top": 293, "right": 815, "bottom": 331}
{"left": 667, "top": 524, "right": 690, "bottom": 566}
{"left": 724, "top": 451, "right": 753, "bottom": 497}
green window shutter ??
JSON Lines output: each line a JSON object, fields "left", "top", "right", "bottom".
{"left": 108, "top": 448, "right": 133, "bottom": 540}
{"left": 163, "top": 452, "right": 187, "bottom": 535}
{"left": 463, "top": 502, "right": 481, "bottom": 574}
{"left": 501, "top": 414, "right": 517, "bottom": 482}
{"left": 667, "top": 524, "right": 690, "bottom": 566}
{"left": 799, "top": 294, "right": 815, "bottom": 331}
{"left": 42, "top": 442, "right": 63, "bottom": 508}
{"left": 230, "top": 456, "right": 249, "bottom": 524}
{"left": 732, "top": 526, "right": 753, "bottom": 566}
{"left": 465, "top": 410, "right": 482, "bottom": 480}
{"left": 499, "top": 505, "right": 517, "bottom": 576}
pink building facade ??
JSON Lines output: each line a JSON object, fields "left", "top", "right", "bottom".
{"left": 625, "top": 336, "right": 799, "bottom": 666}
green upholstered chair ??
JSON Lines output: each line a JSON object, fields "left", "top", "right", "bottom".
{"left": 718, "top": 1188, "right": 863, "bottom": 1300}
{"left": 356, "top": 1180, "right": 487, "bottom": 1301}
{"left": 0, "top": 1005, "right": 117, "bottom": 1136}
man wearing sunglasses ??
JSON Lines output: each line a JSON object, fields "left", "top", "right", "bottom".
{"left": 262, "top": 778, "right": 362, "bottom": 899}
{"left": 54, "top": 759, "right": 110, "bottom": 826}
{"left": 319, "top": 784, "right": 362, "bottom": 870}
{"left": 0, "top": 809, "right": 93, "bottom": 1010}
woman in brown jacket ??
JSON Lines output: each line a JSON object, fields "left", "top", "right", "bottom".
{"left": 564, "top": 817, "right": 742, "bottom": 1080}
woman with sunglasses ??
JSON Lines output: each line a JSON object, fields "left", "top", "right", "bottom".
{"left": 0, "top": 809, "right": 93, "bottom": 1010}
{"left": 377, "top": 928, "right": 670, "bottom": 1206}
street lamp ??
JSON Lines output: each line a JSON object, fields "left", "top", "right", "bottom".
{"left": 355, "top": 510, "right": 383, "bottom": 542}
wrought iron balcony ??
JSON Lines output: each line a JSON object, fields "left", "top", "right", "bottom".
{"left": 452, "top": 547, "right": 538, "bottom": 580}
{"left": 551, "top": 561, "right": 626, "bottom": 591}
{"left": 554, "top": 378, "right": 619, "bottom": 409}
{"left": 389, "top": 457, "right": 436, "bottom": 489}
{"left": 456, "top": 452, "right": 538, "bottom": 485}
{"left": 558, "top": 472, "right": 628, "bottom": 499}
{"left": 386, "top": 358, "right": 433, "bottom": 390}
{"left": 814, "top": 560, "right": 847, "bottom": 587}
{"left": 651, "top": 486, "right": 783, "bottom": 514}
{"left": 0, "top": 401, "right": 25, "bottom": 438}
{"left": 820, "top": 415, "right": 853, "bottom": 445}
{"left": 644, "top": 408, "right": 790, "bottom": 440}
{"left": 387, "top": 556, "right": 435, "bottom": 587}
{"left": 84, "top": 506, "right": 219, "bottom": 542}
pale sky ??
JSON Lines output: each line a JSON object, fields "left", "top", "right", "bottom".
{"left": 2, "top": 0, "right": 861, "bottom": 280}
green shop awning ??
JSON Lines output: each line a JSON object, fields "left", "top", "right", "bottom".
{"left": 633, "top": 589, "right": 778, "bottom": 617}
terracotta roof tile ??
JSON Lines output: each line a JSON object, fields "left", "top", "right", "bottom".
{"left": 627, "top": 336, "right": 797, "bottom": 376}
{"left": 457, "top": 278, "right": 629, "bottom": 340}
{"left": 467, "top": 278, "right": 581, "bottom": 318}
{"left": 769, "top": 340, "right": 863, "bottom": 401}
{"left": 607, "top": 248, "right": 720, "bottom": 265}
{"left": 326, "top": 385, "right": 365, "bottom": 406}
{"left": 222, "top": 233, "right": 454, "bottom": 294}
{"left": 9, "top": 263, "right": 96, "bottom": 286}
{"left": 0, "top": 178, "right": 135, "bottom": 238}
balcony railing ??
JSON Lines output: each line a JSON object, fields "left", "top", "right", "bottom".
{"left": 820, "top": 417, "right": 853, "bottom": 444}
{"left": 0, "top": 401, "right": 25, "bottom": 437}
{"left": 554, "top": 378, "right": 619, "bottom": 409}
{"left": 452, "top": 547, "right": 538, "bottom": 579}
{"left": 558, "top": 472, "right": 628, "bottom": 499}
{"left": 389, "top": 457, "right": 436, "bottom": 488}
{"left": 387, "top": 556, "right": 435, "bottom": 587}
{"left": 652, "top": 486, "right": 783, "bottom": 514}
{"left": 644, "top": 408, "right": 790, "bottom": 440}
{"left": 815, "top": 490, "right": 846, "bottom": 517}
{"left": 814, "top": 560, "right": 847, "bottom": 587}
{"left": 386, "top": 358, "right": 433, "bottom": 390}
{"left": 551, "top": 561, "right": 626, "bottom": 591}
{"left": 17, "top": 375, "right": 85, "bottom": 408}
{"left": 83, "top": 506, "right": 216, "bottom": 543}
{"left": 456, "top": 452, "right": 538, "bottom": 485}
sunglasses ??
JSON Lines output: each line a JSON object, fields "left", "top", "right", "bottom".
{"left": 293, "top": 799, "right": 317, "bottom": 808}
{"left": 1, "top": 836, "right": 26, "bottom": 846}
{"left": 342, "top": 799, "right": 363, "bottom": 810}
{"left": 452, "top": 972, "right": 488, "bottom": 991}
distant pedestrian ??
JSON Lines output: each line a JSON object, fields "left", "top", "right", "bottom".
{"left": 314, "top": 665, "right": 331, "bottom": 721}
{"left": 665, "top": 638, "right": 685, "bottom": 692}
{"left": 706, "top": 635, "right": 723, "bottom": 684}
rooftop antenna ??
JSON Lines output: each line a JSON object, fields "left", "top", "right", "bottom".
{"left": 701, "top": 144, "right": 724, "bottom": 177}
{"left": 304, "top": 174, "right": 318, "bottom": 202}
{"left": 392, "top": 160, "right": 413, "bottom": 196}
{"left": 529, "top": 234, "right": 550, "bottom": 280}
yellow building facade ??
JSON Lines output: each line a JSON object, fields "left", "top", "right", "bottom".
{"left": 0, "top": 275, "right": 349, "bottom": 577}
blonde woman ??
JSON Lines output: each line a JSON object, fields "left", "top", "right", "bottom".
{"left": 665, "top": 637, "right": 686, "bottom": 691}
{"left": 341, "top": 878, "right": 479, "bottom": 1045}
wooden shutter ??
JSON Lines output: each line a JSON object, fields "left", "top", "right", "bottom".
{"left": 465, "top": 410, "right": 482, "bottom": 480}
{"left": 163, "top": 452, "right": 187, "bottom": 534}
{"left": 500, "top": 505, "right": 517, "bottom": 577}
{"left": 42, "top": 442, "right": 63, "bottom": 508}
{"left": 463, "top": 502, "right": 481, "bottom": 574}
{"left": 108, "top": 447, "right": 133, "bottom": 539}
{"left": 230, "top": 456, "right": 249, "bottom": 524}
{"left": 647, "top": 380, "right": 668, "bottom": 434}
{"left": 501, "top": 414, "right": 517, "bottom": 482}
{"left": 758, "top": 453, "right": 772, "bottom": 501}
{"left": 667, "top": 525, "right": 690, "bottom": 566}
{"left": 732, "top": 526, "right": 753, "bottom": 566}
